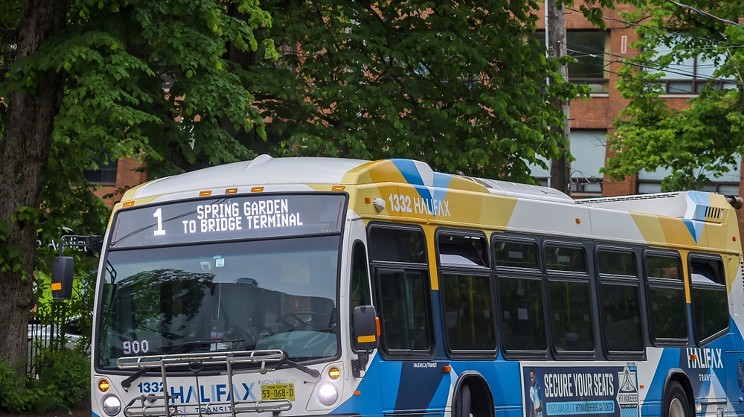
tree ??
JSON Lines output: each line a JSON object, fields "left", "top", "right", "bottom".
{"left": 245, "top": 0, "right": 583, "bottom": 182}
{"left": 0, "top": 0, "right": 273, "bottom": 376}
{"left": 603, "top": 0, "right": 744, "bottom": 190}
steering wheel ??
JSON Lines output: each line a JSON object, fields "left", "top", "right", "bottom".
{"left": 281, "top": 311, "right": 331, "bottom": 329}
{"left": 225, "top": 325, "right": 257, "bottom": 347}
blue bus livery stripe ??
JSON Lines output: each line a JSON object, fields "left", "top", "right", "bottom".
{"left": 683, "top": 218, "right": 702, "bottom": 243}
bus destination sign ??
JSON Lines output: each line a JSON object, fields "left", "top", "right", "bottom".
{"left": 109, "top": 194, "right": 347, "bottom": 248}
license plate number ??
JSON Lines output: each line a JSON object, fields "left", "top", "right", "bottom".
{"left": 262, "top": 383, "right": 295, "bottom": 401}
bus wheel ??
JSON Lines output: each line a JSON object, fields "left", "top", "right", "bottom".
{"left": 454, "top": 384, "right": 471, "bottom": 417}
{"left": 665, "top": 382, "right": 689, "bottom": 417}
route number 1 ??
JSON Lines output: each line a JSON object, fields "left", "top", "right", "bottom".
{"left": 153, "top": 208, "right": 166, "bottom": 236}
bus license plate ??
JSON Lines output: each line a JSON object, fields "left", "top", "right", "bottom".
{"left": 262, "top": 383, "right": 295, "bottom": 401}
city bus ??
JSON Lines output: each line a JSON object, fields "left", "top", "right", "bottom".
{"left": 74, "top": 154, "right": 744, "bottom": 417}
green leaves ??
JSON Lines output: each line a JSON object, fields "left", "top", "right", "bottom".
{"left": 247, "top": 0, "right": 581, "bottom": 182}
{"left": 605, "top": 0, "right": 744, "bottom": 191}
{"left": 1, "top": 0, "right": 277, "bottom": 279}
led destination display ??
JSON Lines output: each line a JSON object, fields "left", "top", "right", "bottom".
{"left": 109, "top": 194, "right": 347, "bottom": 248}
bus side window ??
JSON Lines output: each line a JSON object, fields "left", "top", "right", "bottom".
{"left": 368, "top": 224, "right": 432, "bottom": 355}
{"left": 493, "top": 238, "right": 547, "bottom": 353}
{"left": 645, "top": 252, "right": 687, "bottom": 342}
{"left": 690, "top": 255, "right": 728, "bottom": 344}
{"left": 545, "top": 244, "right": 594, "bottom": 354}
{"left": 350, "top": 241, "right": 371, "bottom": 313}
{"left": 597, "top": 249, "right": 643, "bottom": 356}
{"left": 377, "top": 269, "right": 430, "bottom": 351}
{"left": 438, "top": 232, "right": 495, "bottom": 353}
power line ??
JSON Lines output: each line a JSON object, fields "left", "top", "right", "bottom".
{"left": 562, "top": 48, "right": 744, "bottom": 95}
{"left": 566, "top": 6, "right": 666, "bottom": 33}
{"left": 565, "top": 6, "right": 734, "bottom": 44}
{"left": 664, "top": 0, "right": 743, "bottom": 28}
{"left": 564, "top": 43, "right": 743, "bottom": 87}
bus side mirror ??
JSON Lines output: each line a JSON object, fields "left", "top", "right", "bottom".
{"left": 352, "top": 305, "right": 378, "bottom": 352}
{"left": 351, "top": 305, "right": 378, "bottom": 378}
{"left": 51, "top": 256, "right": 74, "bottom": 299}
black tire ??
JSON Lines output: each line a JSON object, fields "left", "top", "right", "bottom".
{"left": 454, "top": 384, "right": 471, "bottom": 417}
{"left": 664, "top": 382, "right": 690, "bottom": 417}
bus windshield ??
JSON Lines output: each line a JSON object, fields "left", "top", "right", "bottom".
{"left": 96, "top": 235, "right": 341, "bottom": 370}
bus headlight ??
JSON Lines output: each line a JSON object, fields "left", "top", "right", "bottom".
{"left": 102, "top": 395, "right": 122, "bottom": 416}
{"left": 317, "top": 382, "right": 338, "bottom": 406}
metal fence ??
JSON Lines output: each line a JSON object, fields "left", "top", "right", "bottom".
{"left": 27, "top": 301, "right": 70, "bottom": 376}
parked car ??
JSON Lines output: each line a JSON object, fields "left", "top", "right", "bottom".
{"left": 27, "top": 319, "right": 82, "bottom": 352}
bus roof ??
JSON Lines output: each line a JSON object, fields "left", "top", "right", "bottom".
{"left": 116, "top": 155, "right": 740, "bottom": 252}
{"left": 123, "top": 154, "right": 574, "bottom": 203}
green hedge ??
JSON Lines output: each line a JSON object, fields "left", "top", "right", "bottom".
{"left": 0, "top": 347, "right": 89, "bottom": 413}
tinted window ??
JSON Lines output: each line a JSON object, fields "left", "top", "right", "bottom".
{"left": 600, "top": 283, "right": 643, "bottom": 353}
{"left": 648, "top": 286, "right": 687, "bottom": 339}
{"left": 598, "top": 249, "right": 643, "bottom": 354}
{"left": 545, "top": 244, "right": 593, "bottom": 354}
{"left": 438, "top": 234, "right": 489, "bottom": 268}
{"left": 645, "top": 253, "right": 686, "bottom": 341}
{"left": 493, "top": 240, "right": 539, "bottom": 269}
{"left": 498, "top": 277, "right": 546, "bottom": 351}
{"left": 350, "top": 241, "right": 371, "bottom": 312}
{"left": 646, "top": 254, "right": 682, "bottom": 280}
{"left": 549, "top": 281, "right": 595, "bottom": 352}
{"left": 377, "top": 270, "right": 431, "bottom": 351}
{"left": 441, "top": 273, "right": 496, "bottom": 351}
{"left": 545, "top": 245, "right": 587, "bottom": 273}
{"left": 690, "top": 256, "right": 728, "bottom": 343}
{"left": 598, "top": 250, "right": 636, "bottom": 276}
{"left": 370, "top": 227, "right": 426, "bottom": 263}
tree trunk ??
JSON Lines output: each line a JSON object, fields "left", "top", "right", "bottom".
{"left": 0, "top": 0, "right": 67, "bottom": 376}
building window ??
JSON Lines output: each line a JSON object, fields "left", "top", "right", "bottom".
{"left": 275, "top": 44, "right": 298, "bottom": 72}
{"left": 566, "top": 31, "right": 610, "bottom": 94}
{"left": 637, "top": 155, "right": 741, "bottom": 194}
{"left": 529, "top": 130, "right": 606, "bottom": 195}
{"left": 648, "top": 41, "right": 737, "bottom": 95}
{"left": 533, "top": 31, "right": 610, "bottom": 93}
{"left": 84, "top": 161, "right": 118, "bottom": 185}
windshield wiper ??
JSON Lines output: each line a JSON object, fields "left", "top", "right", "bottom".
{"left": 277, "top": 352, "right": 320, "bottom": 379}
{"left": 163, "top": 339, "right": 224, "bottom": 354}
{"left": 121, "top": 366, "right": 151, "bottom": 389}
{"left": 121, "top": 339, "right": 236, "bottom": 389}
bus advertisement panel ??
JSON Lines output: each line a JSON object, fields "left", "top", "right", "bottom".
{"left": 522, "top": 365, "right": 640, "bottom": 417}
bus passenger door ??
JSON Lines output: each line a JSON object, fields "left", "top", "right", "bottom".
{"left": 374, "top": 268, "right": 447, "bottom": 414}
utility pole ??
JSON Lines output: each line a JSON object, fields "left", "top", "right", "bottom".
{"left": 547, "top": 0, "right": 572, "bottom": 195}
